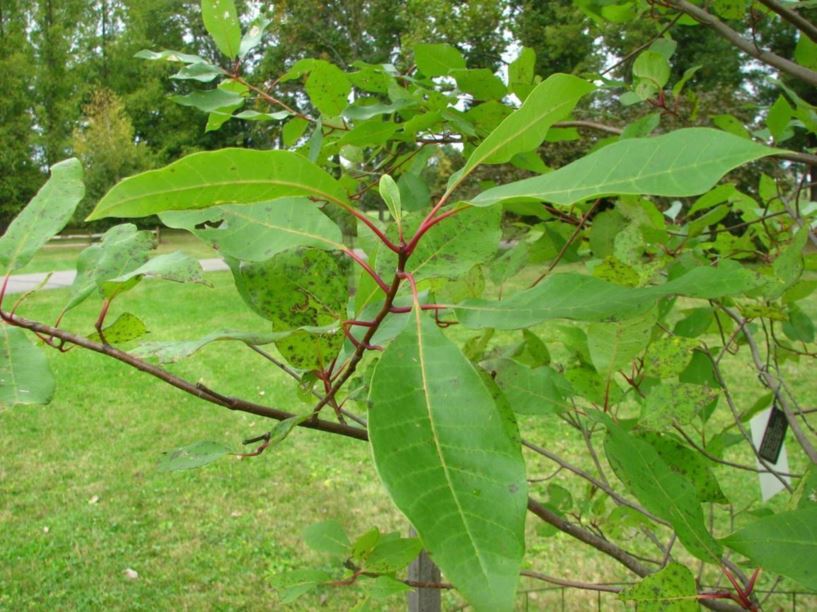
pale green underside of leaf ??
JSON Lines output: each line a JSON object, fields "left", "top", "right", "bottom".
{"left": 467, "top": 128, "right": 779, "bottom": 208}
{"left": 87, "top": 149, "right": 348, "bottom": 220}
{"left": 452, "top": 74, "right": 594, "bottom": 191}
{"left": 454, "top": 262, "right": 758, "bottom": 329}
{"left": 368, "top": 313, "right": 527, "bottom": 611}
{"left": 0, "top": 158, "right": 85, "bottom": 274}
{"left": 200, "top": 0, "right": 241, "bottom": 59}
{"left": 604, "top": 418, "right": 722, "bottom": 562}
{"left": 722, "top": 508, "right": 817, "bottom": 591}
{"left": 195, "top": 199, "right": 344, "bottom": 261}
{"left": 494, "top": 359, "right": 573, "bottom": 415}
{"left": 132, "top": 326, "right": 336, "bottom": 363}
{"left": 0, "top": 326, "right": 55, "bottom": 408}
{"left": 100, "top": 251, "right": 208, "bottom": 298}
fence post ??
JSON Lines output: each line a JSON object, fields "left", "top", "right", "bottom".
{"left": 407, "top": 528, "right": 441, "bottom": 612}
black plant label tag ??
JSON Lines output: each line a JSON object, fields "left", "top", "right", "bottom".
{"left": 758, "top": 404, "right": 788, "bottom": 464}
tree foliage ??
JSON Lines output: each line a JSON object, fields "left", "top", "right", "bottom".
{"left": 3, "top": 0, "right": 817, "bottom": 610}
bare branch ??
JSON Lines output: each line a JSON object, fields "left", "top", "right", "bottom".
{"left": 721, "top": 307, "right": 817, "bottom": 464}
{"left": 520, "top": 570, "right": 625, "bottom": 593}
{"left": 757, "top": 0, "right": 817, "bottom": 43}
{"left": 663, "top": 0, "right": 817, "bottom": 87}
{"left": 522, "top": 439, "right": 669, "bottom": 526}
{"left": 526, "top": 497, "right": 650, "bottom": 577}
{"left": 1, "top": 311, "right": 368, "bottom": 442}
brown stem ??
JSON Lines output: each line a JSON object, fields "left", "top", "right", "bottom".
{"left": 520, "top": 570, "right": 625, "bottom": 593}
{"left": 0, "top": 310, "right": 368, "bottom": 442}
{"left": 530, "top": 199, "right": 600, "bottom": 287}
{"left": 526, "top": 497, "right": 649, "bottom": 577}
{"left": 313, "top": 252, "right": 408, "bottom": 414}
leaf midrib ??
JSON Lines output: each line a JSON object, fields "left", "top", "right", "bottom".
{"left": 412, "top": 308, "right": 493, "bottom": 587}
{"left": 99, "top": 178, "right": 347, "bottom": 214}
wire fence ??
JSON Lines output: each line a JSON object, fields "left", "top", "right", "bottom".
{"left": 518, "top": 585, "right": 817, "bottom": 610}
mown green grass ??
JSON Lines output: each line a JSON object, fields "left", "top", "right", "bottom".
{"left": 1, "top": 254, "right": 816, "bottom": 610}
{"left": 15, "top": 231, "right": 217, "bottom": 275}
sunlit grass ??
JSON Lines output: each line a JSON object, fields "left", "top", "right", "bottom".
{"left": 1, "top": 250, "right": 815, "bottom": 609}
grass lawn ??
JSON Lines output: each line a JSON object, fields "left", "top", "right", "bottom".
{"left": 1, "top": 249, "right": 816, "bottom": 609}
{"left": 15, "top": 230, "right": 218, "bottom": 275}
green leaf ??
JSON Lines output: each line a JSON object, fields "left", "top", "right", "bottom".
{"left": 195, "top": 199, "right": 344, "bottom": 261}
{"left": 133, "top": 329, "right": 306, "bottom": 363}
{"left": 343, "top": 99, "right": 416, "bottom": 121}
{"left": 298, "top": 60, "right": 351, "bottom": 117}
{"left": 228, "top": 249, "right": 346, "bottom": 370}
{"left": 468, "top": 129, "right": 778, "bottom": 208}
{"left": 351, "top": 528, "right": 382, "bottom": 561}
{"left": 239, "top": 16, "right": 270, "bottom": 58}
{"left": 87, "top": 149, "right": 349, "bottom": 220}
{"left": 64, "top": 224, "right": 155, "bottom": 311}
{"left": 508, "top": 47, "right": 536, "bottom": 99}
{"left": 783, "top": 304, "right": 815, "bottom": 343}
{"left": 378, "top": 175, "right": 402, "bottom": 226}
{"left": 170, "top": 88, "right": 245, "bottom": 113}
{"left": 157, "top": 440, "right": 232, "bottom": 471}
{"left": 454, "top": 263, "right": 758, "bottom": 330}
{"left": 620, "top": 562, "right": 698, "bottom": 611}
{"left": 643, "top": 336, "right": 699, "bottom": 378}
{"left": 0, "top": 326, "right": 55, "bottom": 408}
{"left": 365, "top": 537, "right": 423, "bottom": 573}
{"left": 134, "top": 49, "right": 205, "bottom": 64}
{"left": 368, "top": 312, "right": 527, "bottom": 611}
{"left": 638, "top": 432, "right": 728, "bottom": 504}
{"left": 283, "top": 117, "right": 309, "bottom": 147}
{"left": 0, "top": 158, "right": 84, "bottom": 274}
{"left": 674, "top": 307, "right": 714, "bottom": 338}
{"left": 100, "top": 251, "right": 208, "bottom": 299}
{"left": 642, "top": 382, "right": 718, "bottom": 429}
{"left": 453, "top": 74, "right": 594, "bottom": 189}
{"left": 88, "top": 313, "right": 148, "bottom": 345}
{"left": 303, "top": 520, "right": 351, "bottom": 556}
{"left": 588, "top": 310, "right": 656, "bottom": 382}
{"left": 767, "top": 95, "right": 793, "bottom": 142}
{"left": 451, "top": 68, "right": 506, "bottom": 101}
{"left": 233, "top": 110, "right": 290, "bottom": 122}
{"left": 170, "top": 62, "right": 223, "bottom": 82}
{"left": 493, "top": 359, "right": 573, "bottom": 415}
{"left": 633, "top": 50, "right": 671, "bottom": 98}
{"left": 205, "top": 80, "right": 249, "bottom": 132}
{"left": 200, "top": 0, "right": 241, "bottom": 59}
{"left": 413, "top": 43, "right": 466, "bottom": 77}
{"left": 722, "top": 508, "right": 817, "bottom": 591}
{"left": 712, "top": 114, "right": 750, "bottom": 139}
{"left": 603, "top": 417, "right": 722, "bottom": 562}
{"left": 359, "top": 575, "right": 412, "bottom": 599}
{"left": 771, "top": 225, "right": 810, "bottom": 297}
{"left": 272, "top": 569, "right": 331, "bottom": 604}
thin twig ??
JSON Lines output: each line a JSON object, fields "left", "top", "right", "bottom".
{"left": 720, "top": 307, "right": 817, "bottom": 465}
{"left": 0, "top": 310, "right": 368, "bottom": 442}
{"left": 522, "top": 439, "right": 669, "bottom": 526}
{"left": 520, "top": 570, "right": 625, "bottom": 593}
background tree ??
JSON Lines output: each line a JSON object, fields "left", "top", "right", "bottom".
{"left": 71, "top": 88, "right": 153, "bottom": 224}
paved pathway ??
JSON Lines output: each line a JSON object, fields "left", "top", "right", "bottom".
{"left": 4, "top": 258, "right": 229, "bottom": 295}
